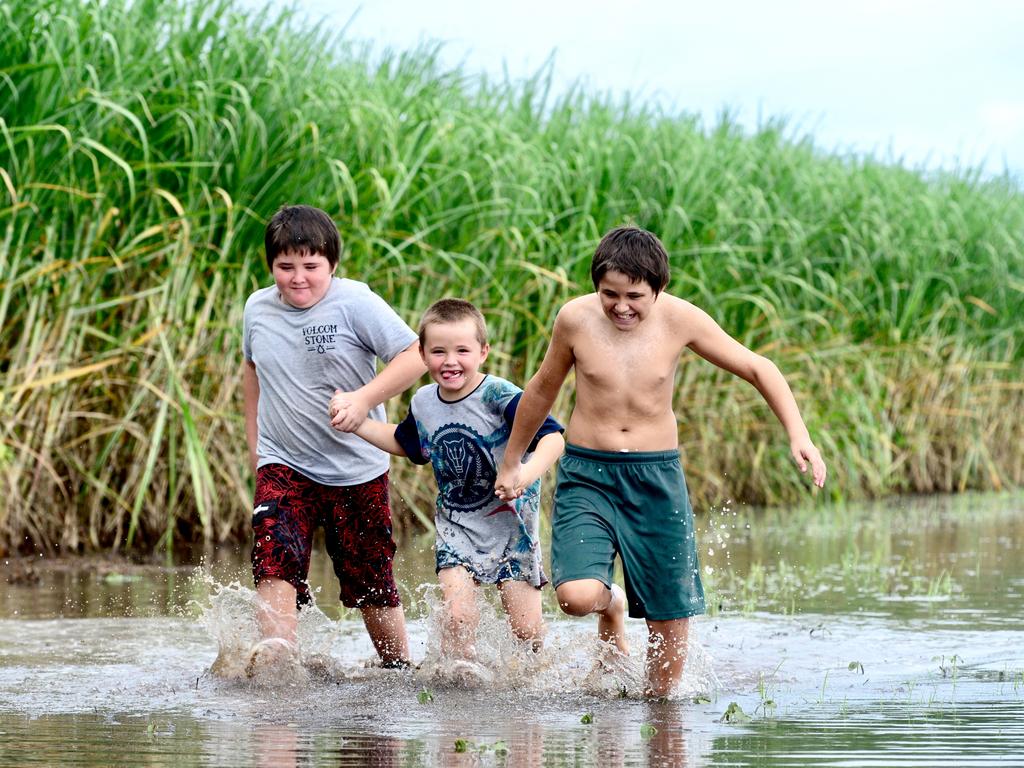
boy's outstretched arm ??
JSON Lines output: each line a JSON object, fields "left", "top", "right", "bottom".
{"left": 686, "top": 305, "right": 827, "bottom": 488}
{"left": 515, "top": 432, "right": 566, "bottom": 490}
{"left": 495, "top": 309, "right": 575, "bottom": 499}
{"left": 331, "top": 341, "right": 426, "bottom": 432}
{"left": 352, "top": 419, "right": 408, "bottom": 458}
{"left": 242, "top": 361, "right": 260, "bottom": 476}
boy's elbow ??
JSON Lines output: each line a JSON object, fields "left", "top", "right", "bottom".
{"left": 749, "top": 355, "right": 781, "bottom": 387}
{"left": 527, "top": 375, "right": 561, "bottom": 405}
{"left": 538, "top": 432, "right": 565, "bottom": 453}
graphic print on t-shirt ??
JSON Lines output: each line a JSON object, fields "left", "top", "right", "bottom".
{"left": 302, "top": 323, "right": 337, "bottom": 355}
{"left": 431, "top": 422, "right": 495, "bottom": 514}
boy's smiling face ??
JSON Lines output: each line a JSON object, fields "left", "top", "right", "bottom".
{"left": 420, "top": 318, "right": 489, "bottom": 400}
{"left": 272, "top": 249, "right": 335, "bottom": 309}
{"left": 597, "top": 269, "right": 658, "bottom": 330}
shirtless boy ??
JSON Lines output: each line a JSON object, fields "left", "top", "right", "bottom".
{"left": 495, "top": 226, "right": 827, "bottom": 697}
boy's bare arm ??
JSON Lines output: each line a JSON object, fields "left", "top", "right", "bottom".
{"left": 331, "top": 341, "right": 426, "bottom": 432}
{"left": 514, "top": 431, "right": 566, "bottom": 489}
{"left": 353, "top": 419, "right": 408, "bottom": 457}
{"left": 686, "top": 304, "right": 827, "bottom": 487}
{"left": 242, "top": 361, "right": 260, "bottom": 476}
{"left": 495, "top": 308, "right": 576, "bottom": 498}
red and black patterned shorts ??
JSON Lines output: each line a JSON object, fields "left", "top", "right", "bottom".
{"left": 251, "top": 464, "right": 400, "bottom": 609}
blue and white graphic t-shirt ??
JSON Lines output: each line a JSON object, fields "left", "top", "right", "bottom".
{"left": 393, "top": 375, "right": 563, "bottom": 585}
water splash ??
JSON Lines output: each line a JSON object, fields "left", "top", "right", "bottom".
{"left": 191, "top": 569, "right": 716, "bottom": 700}
{"left": 195, "top": 574, "right": 340, "bottom": 686}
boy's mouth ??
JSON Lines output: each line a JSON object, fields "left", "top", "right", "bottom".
{"left": 440, "top": 370, "right": 464, "bottom": 382}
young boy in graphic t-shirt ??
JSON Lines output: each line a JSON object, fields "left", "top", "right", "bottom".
{"left": 332, "top": 298, "right": 563, "bottom": 671}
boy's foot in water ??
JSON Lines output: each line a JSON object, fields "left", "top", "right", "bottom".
{"left": 245, "top": 637, "right": 307, "bottom": 684}
{"left": 447, "top": 658, "right": 495, "bottom": 688}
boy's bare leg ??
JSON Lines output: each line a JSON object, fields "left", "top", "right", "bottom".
{"left": 437, "top": 566, "right": 480, "bottom": 660}
{"left": 645, "top": 617, "right": 690, "bottom": 697}
{"left": 256, "top": 577, "right": 298, "bottom": 644}
{"left": 360, "top": 605, "right": 410, "bottom": 666}
{"left": 555, "top": 579, "right": 629, "bottom": 654}
{"left": 496, "top": 580, "right": 545, "bottom": 651}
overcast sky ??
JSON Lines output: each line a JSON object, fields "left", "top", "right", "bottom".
{"left": 283, "top": 0, "right": 1024, "bottom": 177}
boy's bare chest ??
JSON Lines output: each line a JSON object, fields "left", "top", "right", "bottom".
{"left": 573, "top": 331, "right": 680, "bottom": 391}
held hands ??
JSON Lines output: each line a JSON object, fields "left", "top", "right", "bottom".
{"left": 329, "top": 389, "right": 370, "bottom": 432}
{"left": 494, "top": 461, "right": 524, "bottom": 501}
{"left": 791, "top": 438, "right": 827, "bottom": 488}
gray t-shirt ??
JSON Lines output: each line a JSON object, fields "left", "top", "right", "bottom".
{"left": 243, "top": 277, "right": 417, "bottom": 486}
{"left": 393, "top": 375, "right": 563, "bottom": 585}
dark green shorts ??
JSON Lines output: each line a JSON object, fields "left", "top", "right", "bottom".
{"left": 551, "top": 444, "right": 706, "bottom": 621}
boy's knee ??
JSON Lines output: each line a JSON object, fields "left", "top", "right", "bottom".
{"left": 555, "top": 582, "right": 605, "bottom": 617}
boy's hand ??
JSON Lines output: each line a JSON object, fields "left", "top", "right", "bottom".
{"left": 328, "top": 391, "right": 349, "bottom": 420}
{"left": 330, "top": 389, "right": 370, "bottom": 432}
{"left": 494, "top": 462, "right": 524, "bottom": 501}
{"left": 791, "top": 439, "right": 827, "bottom": 488}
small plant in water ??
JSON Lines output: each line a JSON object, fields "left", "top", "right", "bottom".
{"left": 693, "top": 694, "right": 712, "bottom": 705}
{"left": 848, "top": 661, "right": 865, "bottom": 674}
{"left": 640, "top": 723, "right": 657, "bottom": 738}
{"left": 417, "top": 688, "right": 434, "bottom": 704}
{"left": 901, "top": 679, "right": 917, "bottom": 703}
{"left": 580, "top": 713, "right": 594, "bottom": 724}
{"left": 933, "top": 654, "right": 962, "bottom": 680}
{"left": 934, "top": 654, "right": 963, "bottom": 700}
{"left": 926, "top": 569, "right": 953, "bottom": 598}
{"left": 454, "top": 738, "right": 508, "bottom": 755}
{"left": 755, "top": 662, "right": 782, "bottom": 717}
{"left": 479, "top": 740, "right": 508, "bottom": 756}
{"left": 718, "top": 702, "right": 751, "bottom": 724}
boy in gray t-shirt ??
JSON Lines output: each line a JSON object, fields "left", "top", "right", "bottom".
{"left": 331, "top": 299, "right": 564, "bottom": 665}
{"left": 241, "top": 205, "right": 425, "bottom": 676}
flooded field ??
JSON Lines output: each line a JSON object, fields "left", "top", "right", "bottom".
{"left": 1, "top": 493, "right": 1022, "bottom": 766}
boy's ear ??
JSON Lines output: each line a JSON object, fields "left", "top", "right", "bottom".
{"left": 481, "top": 343, "right": 490, "bottom": 361}
{"left": 418, "top": 342, "right": 427, "bottom": 362}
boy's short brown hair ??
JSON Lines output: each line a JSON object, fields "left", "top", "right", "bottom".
{"left": 418, "top": 298, "right": 488, "bottom": 347}
{"left": 591, "top": 226, "right": 670, "bottom": 294}
{"left": 264, "top": 205, "right": 341, "bottom": 270}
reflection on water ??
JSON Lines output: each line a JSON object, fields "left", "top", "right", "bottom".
{"left": 1, "top": 493, "right": 1023, "bottom": 766}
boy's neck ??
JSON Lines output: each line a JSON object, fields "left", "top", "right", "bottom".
{"left": 438, "top": 371, "right": 487, "bottom": 403}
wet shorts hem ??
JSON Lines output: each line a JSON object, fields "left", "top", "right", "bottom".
{"left": 639, "top": 606, "right": 706, "bottom": 621}
{"left": 551, "top": 573, "right": 611, "bottom": 590}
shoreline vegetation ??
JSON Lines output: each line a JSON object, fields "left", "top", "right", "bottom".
{"left": 1, "top": 0, "right": 1021, "bottom": 556}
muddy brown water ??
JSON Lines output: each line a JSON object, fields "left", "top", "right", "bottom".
{"left": 1, "top": 493, "right": 1022, "bottom": 766}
